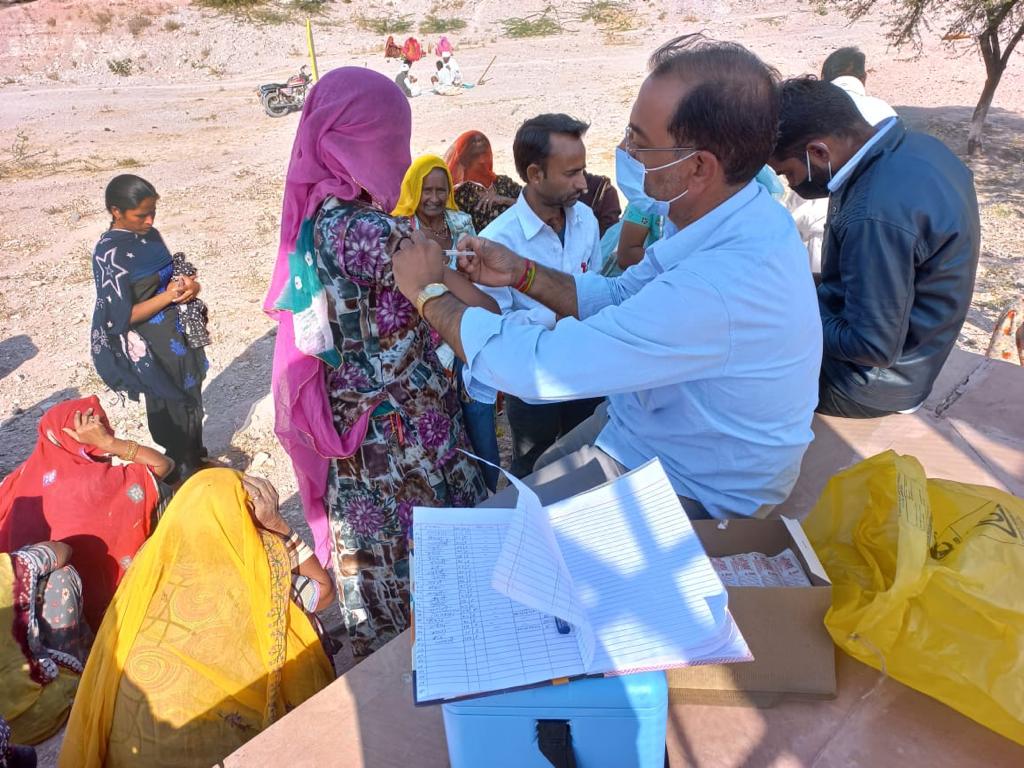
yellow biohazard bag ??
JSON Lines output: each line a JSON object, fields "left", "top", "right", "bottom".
{"left": 803, "top": 450, "right": 1024, "bottom": 745}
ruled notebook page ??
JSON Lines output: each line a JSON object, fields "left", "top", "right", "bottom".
{"left": 412, "top": 507, "right": 586, "bottom": 703}
{"left": 546, "top": 459, "right": 733, "bottom": 672}
{"left": 490, "top": 472, "right": 596, "bottom": 667}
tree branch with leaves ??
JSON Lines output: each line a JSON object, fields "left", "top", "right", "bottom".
{"left": 838, "top": 0, "right": 1024, "bottom": 155}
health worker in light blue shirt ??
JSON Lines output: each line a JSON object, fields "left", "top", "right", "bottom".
{"left": 391, "top": 35, "right": 822, "bottom": 519}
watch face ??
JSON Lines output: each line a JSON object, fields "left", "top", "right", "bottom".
{"left": 417, "top": 283, "right": 449, "bottom": 314}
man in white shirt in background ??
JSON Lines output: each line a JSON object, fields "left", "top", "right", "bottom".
{"left": 787, "top": 46, "right": 899, "bottom": 273}
{"left": 477, "top": 113, "right": 604, "bottom": 477}
{"left": 821, "top": 46, "right": 898, "bottom": 126}
{"left": 441, "top": 49, "right": 463, "bottom": 86}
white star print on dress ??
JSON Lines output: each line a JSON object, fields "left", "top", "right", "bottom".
{"left": 95, "top": 247, "right": 129, "bottom": 299}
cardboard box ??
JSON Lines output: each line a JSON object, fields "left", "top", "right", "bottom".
{"left": 667, "top": 517, "right": 835, "bottom": 706}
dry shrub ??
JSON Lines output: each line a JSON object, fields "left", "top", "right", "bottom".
{"left": 128, "top": 15, "right": 153, "bottom": 36}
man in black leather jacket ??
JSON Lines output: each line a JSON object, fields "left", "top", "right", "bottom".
{"left": 768, "top": 77, "right": 980, "bottom": 418}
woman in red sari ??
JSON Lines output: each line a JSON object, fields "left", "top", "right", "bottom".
{"left": 444, "top": 130, "right": 522, "bottom": 233}
{"left": 0, "top": 396, "right": 173, "bottom": 629}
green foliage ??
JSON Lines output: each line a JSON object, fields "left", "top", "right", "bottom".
{"left": 107, "top": 58, "right": 135, "bottom": 76}
{"left": 420, "top": 14, "right": 468, "bottom": 33}
{"left": 357, "top": 14, "right": 414, "bottom": 34}
{"left": 578, "top": 1, "right": 634, "bottom": 31}
{"left": 194, "top": 0, "right": 266, "bottom": 8}
{"left": 836, "top": 0, "right": 1024, "bottom": 153}
{"left": 501, "top": 11, "right": 562, "bottom": 38}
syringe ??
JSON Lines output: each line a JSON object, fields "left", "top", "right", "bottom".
{"left": 444, "top": 249, "right": 475, "bottom": 268}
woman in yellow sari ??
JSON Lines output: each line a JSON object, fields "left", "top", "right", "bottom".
{"left": 59, "top": 469, "right": 335, "bottom": 768}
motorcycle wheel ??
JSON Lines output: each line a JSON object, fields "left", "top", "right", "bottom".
{"left": 261, "top": 91, "right": 292, "bottom": 118}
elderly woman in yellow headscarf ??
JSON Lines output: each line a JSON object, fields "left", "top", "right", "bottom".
{"left": 393, "top": 153, "right": 477, "bottom": 255}
{"left": 58, "top": 470, "right": 335, "bottom": 768}
{"left": 393, "top": 154, "right": 502, "bottom": 491}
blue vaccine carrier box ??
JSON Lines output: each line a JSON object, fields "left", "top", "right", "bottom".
{"left": 442, "top": 672, "right": 668, "bottom": 768}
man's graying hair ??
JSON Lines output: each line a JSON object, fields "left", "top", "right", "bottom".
{"left": 648, "top": 34, "right": 780, "bottom": 185}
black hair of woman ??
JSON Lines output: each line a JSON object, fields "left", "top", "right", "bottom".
{"left": 105, "top": 174, "right": 159, "bottom": 229}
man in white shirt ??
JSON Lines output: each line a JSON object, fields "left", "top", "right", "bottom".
{"left": 821, "top": 46, "right": 897, "bottom": 127}
{"left": 391, "top": 36, "right": 822, "bottom": 519}
{"left": 477, "top": 113, "right": 604, "bottom": 476}
{"left": 431, "top": 60, "right": 459, "bottom": 95}
{"left": 441, "top": 50, "right": 463, "bottom": 86}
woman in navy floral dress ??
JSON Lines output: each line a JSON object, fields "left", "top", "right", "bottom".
{"left": 90, "top": 175, "right": 207, "bottom": 482}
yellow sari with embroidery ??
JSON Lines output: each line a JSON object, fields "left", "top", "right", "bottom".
{"left": 59, "top": 469, "right": 334, "bottom": 768}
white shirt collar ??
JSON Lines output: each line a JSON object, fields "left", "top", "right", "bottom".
{"left": 827, "top": 117, "right": 897, "bottom": 193}
{"left": 513, "top": 191, "right": 578, "bottom": 240}
{"left": 831, "top": 75, "right": 867, "bottom": 97}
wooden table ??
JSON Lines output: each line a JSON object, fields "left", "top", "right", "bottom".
{"left": 227, "top": 349, "right": 1024, "bottom": 767}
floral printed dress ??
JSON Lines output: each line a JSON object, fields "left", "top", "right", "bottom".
{"left": 453, "top": 175, "right": 522, "bottom": 233}
{"left": 313, "top": 197, "right": 487, "bottom": 656}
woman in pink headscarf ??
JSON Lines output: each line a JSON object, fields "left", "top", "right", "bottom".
{"left": 265, "top": 68, "right": 489, "bottom": 657}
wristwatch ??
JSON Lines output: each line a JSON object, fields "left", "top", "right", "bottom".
{"left": 415, "top": 282, "right": 450, "bottom": 315}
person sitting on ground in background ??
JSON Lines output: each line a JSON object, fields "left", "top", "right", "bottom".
{"left": 391, "top": 35, "right": 822, "bottom": 520}
{"left": 395, "top": 59, "right": 421, "bottom": 98}
{"left": 445, "top": 131, "right": 522, "bottom": 233}
{"left": 770, "top": 77, "right": 980, "bottom": 418}
{"left": 58, "top": 471, "right": 335, "bottom": 768}
{"left": 579, "top": 170, "right": 621, "bottom": 238}
{"left": 91, "top": 174, "right": 209, "bottom": 483}
{"left": 265, "top": 68, "right": 489, "bottom": 656}
{"left": 475, "top": 113, "right": 605, "bottom": 478}
{"left": 441, "top": 48, "right": 463, "bottom": 86}
{"left": 821, "top": 46, "right": 898, "bottom": 126}
{"left": 393, "top": 155, "right": 502, "bottom": 492}
{"left": 1, "top": 540, "right": 91, "bottom": 748}
{"left": 435, "top": 35, "right": 454, "bottom": 57}
{"left": 431, "top": 59, "right": 460, "bottom": 95}
{"left": 0, "top": 396, "right": 173, "bottom": 631}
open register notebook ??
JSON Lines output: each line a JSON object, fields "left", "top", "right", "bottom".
{"left": 411, "top": 458, "right": 752, "bottom": 704}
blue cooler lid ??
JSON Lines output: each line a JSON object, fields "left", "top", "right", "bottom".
{"left": 442, "top": 672, "right": 667, "bottom": 714}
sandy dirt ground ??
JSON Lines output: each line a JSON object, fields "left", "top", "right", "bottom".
{"left": 1, "top": 0, "right": 1022, "bottom": 761}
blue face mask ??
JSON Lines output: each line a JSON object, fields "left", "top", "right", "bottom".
{"left": 615, "top": 146, "right": 695, "bottom": 219}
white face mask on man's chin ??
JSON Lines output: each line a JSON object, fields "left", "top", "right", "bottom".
{"left": 614, "top": 146, "right": 694, "bottom": 219}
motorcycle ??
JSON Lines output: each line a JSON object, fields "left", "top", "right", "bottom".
{"left": 257, "top": 66, "right": 311, "bottom": 118}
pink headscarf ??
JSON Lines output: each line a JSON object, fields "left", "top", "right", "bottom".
{"left": 264, "top": 67, "right": 412, "bottom": 565}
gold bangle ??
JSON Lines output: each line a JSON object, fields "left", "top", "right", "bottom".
{"left": 122, "top": 440, "right": 139, "bottom": 462}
